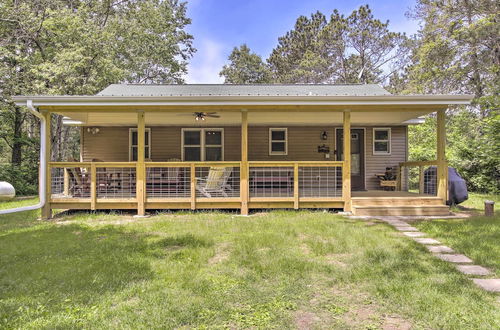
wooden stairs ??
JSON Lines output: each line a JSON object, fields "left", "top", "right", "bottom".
{"left": 351, "top": 196, "right": 450, "bottom": 216}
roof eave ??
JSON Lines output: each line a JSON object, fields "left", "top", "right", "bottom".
{"left": 12, "top": 94, "right": 474, "bottom": 108}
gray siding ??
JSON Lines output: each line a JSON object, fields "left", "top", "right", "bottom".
{"left": 82, "top": 125, "right": 407, "bottom": 190}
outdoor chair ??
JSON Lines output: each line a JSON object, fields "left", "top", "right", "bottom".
{"left": 67, "top": 166, "right": 91, "bottom": 197}
{"left": 196, "top": 166, "right": 233, "bottom": 198}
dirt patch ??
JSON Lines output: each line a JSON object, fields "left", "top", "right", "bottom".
{"left": 294, "top": 278, "right": 413, "bottom": 329}
{"left": 208, "top": 242, "right": 231, "bottom": 265}
{"left": 382, "top": 315, "right": 412, "bottom": 330}
{"left": 300, "top": 243, "right": 312, "bottom": 255}
{"left": 294, "top": 310, "right": 320, "bottom": 329}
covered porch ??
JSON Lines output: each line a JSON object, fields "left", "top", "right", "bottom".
{"left": 13, "top": 85, "right": 470, "bottom": 218}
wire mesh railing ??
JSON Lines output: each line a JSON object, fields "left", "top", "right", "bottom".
{"left": 49, "top": 161, "right": 344, "bottom": 205}
{"left": 249, "top": 166, "right": 294, "bottom": 197}
{"left": 299, "top": 166, "right": 342, "bottom": 198}
{"left": 96, "top": 167, "right": 136, "bottom": 198}
{"left": 398, "top": 161, "right": 438, "bottom": 196}
{"left": 249, "top": 162, "right": 343, "bottom": 199}
{"left": 50, "top": 166, "right": 91, "bottom": 198}
{"left": 146, "top": 166, "right": 191, "bottom": 198}
{"left": 195, "top": 166, "right": 241, "bottom": 198}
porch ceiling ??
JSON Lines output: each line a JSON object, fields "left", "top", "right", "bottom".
{"left": 59, "top": 109, "right": 432, "bottom": 126}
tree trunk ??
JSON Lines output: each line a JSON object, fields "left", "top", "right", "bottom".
{"left": 11, "top": 106, "right": 24, "bottom": 165}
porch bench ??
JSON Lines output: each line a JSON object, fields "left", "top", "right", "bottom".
{"left": 250, "top": 174, "right": 293, "bottom": 192}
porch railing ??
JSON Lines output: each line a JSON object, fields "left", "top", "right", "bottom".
{"left": 398, "top": 161, "right": 441, "bottom": 196}
{"left": 49, "top": 161, "right": 344, "bottom": 210}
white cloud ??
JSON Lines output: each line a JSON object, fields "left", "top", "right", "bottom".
{"left": 185, "top": 38, "right": 226, "bottom": 84}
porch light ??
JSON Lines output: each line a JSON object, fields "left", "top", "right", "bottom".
{"left": 321, "top": 131, "right": 328, "bottom": 140}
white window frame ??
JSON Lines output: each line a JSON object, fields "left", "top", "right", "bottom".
{"left": 373, "top": 127, "right": 391, "bottom": 155}
{"left": 129, "top": 128, "right": 151, "bottom": 161}
{"left": 181, "top": 128, "right": 224, "bottom": 161}
{"left": 269, "top": 128, "right": 288, "bottom": 156}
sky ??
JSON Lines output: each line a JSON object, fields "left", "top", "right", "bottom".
{"left": 183, "top": 0, "right": 419, "bottom": 83}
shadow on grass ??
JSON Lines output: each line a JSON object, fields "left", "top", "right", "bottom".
{"left": 0, "top": 223, "right": 157, "bottom": 327}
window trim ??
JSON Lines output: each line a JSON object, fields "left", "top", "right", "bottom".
{"left": 372, "top": 127, "right": 391, "bottom": 155}
{"left": 181, "top": 128, "right": 224, "bottom": 161}
{"left": 269, "top": 128, "right": 288, "bottom": 156}
{"left": 129, "top": 128, "right": 151, "bottom": 161}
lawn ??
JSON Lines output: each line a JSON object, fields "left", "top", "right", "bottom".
{"left": 0, "top": 199, "right": 499, "bottom": 329}
{"left": 413, "top": 193, "right": 500, "bottom": 277}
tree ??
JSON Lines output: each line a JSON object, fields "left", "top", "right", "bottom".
{"left": 345, "top": 5, "right": 410, "bottom": 84}
{"left": 0, "top": 0, "right": 195, "bottom": 193}
{"left": 406, "top": 0, "right": 499, "bottom": 109}
{"left": 267, "top": 6, "right": 409, "bottom": 84}
{"left": 268, "top": 11, "right": 331, "bottom": 83}
{"left": 406, "top": 0, "right": 500, "bottom": 193}
{"left": 219, "top": 44, "right": 271, "bottom": 83}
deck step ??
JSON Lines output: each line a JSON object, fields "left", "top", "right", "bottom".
{"left": 352, "top": 197, "right": 443, "bottom": 207}
{"left": 353, "top": 205, "right": 450, "bottom": 216}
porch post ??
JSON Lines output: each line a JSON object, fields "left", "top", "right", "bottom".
{"left": 137, "top": 111, "right": 146, "bottom": 216}
{"left": 436, "top": 109, "right": 447, "bottom": 202}
{"left": 41, "top": 111, "right": 52, "bottom": 220}
{"left": 240, "top": 109, "right": 249, "bottom": 215}
{"left": 342, "top": 110, "right": 352, "bottom": 212}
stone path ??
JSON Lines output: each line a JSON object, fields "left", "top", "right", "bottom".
{"left": 373, "top": 216, "right": 499, "bottom": 294}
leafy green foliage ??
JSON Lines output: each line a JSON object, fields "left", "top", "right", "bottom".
{"left": 406, "top": 0, "right": 500, "bottom": 193}
{"left": 219, "top": 44, "right": 272, "bottom": 83}
{"left": 0, "top": 0, "right": 195, "bottom": 194}
{"left": 267, "top": 5, "right": 409, "bottom": 84}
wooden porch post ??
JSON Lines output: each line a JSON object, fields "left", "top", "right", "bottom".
{"left": 342, "top": 111, "right": 352, "bottom": 212}
{"left": 137, "top": 111, "right": 146, "bottom": 216}
{"left": 41, "top": 111, "right": 52, "bottom": 220}
{"left": 240, "top": 110, "right": 249, "bottom": 215}
{"left": 436, "top": 109, "right": 447, "bottom": 202}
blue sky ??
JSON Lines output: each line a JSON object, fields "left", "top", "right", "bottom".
{"left": 184, "top": 0, "right": 419, "bottom": 83}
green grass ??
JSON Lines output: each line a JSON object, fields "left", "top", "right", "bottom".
{"left": 457, "top": 192, "right": 500, "bottom": 213}
{"left": 0, "top": 201, "right": 499, "bottom": 328}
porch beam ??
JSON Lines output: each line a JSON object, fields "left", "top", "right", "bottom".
{"left": 342, "top": 110, "right": 352, "bottom": 212}
{"left": 240, "top": 110, "right": 249, "bottom": 215}
{"left": 41, "top": 111, "right": 52, "bottom": 220}
{"left": 436, "top": 109, "right": 447, "bottom": 202}
{"left": 136, "top": 111, "right": 146, "bottom": 216}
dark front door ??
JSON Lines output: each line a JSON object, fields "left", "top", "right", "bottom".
{"left": 336, "top": 129, "right": 365, "bottom": 191}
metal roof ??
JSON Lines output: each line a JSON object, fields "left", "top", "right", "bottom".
{"left": 97, "top": 84, "right": 391, "bottom": 97}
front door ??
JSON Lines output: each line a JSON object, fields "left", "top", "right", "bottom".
{"left": 336, "top": 129, "right": 365, "bottom": 191}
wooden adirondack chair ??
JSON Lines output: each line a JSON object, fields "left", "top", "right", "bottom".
{"left": 196, "top": 167, "right": 233, "bottom": 197}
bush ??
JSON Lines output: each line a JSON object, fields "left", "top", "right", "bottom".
{"left": 0, "top": 163, "right": 38, "bottom": 196}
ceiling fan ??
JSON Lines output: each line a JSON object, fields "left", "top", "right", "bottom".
{"left": 177, "top": 112, "right": 220, "bottom": 121}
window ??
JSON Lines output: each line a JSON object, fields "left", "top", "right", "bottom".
{"left": 373, "top": 128, "right": 391, "bottom": 155}
{"left": 269, "top": 128, "right": 288, "bottom": 155}
{"left": 129, "top": 128, "right": 151, "bottom": 161}
{"left": 182, "top": 128, "right": 224, "bottom": 161}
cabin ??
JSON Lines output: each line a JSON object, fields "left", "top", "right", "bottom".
{"left": 13, "top": 84, "right": 472, "bottom": 219}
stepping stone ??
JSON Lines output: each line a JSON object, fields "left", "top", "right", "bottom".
{"left": 435, "top": 254, "right": 472, "bottom": 263}
{"left": 456, "top": 265, "right": 491, "bottom": 276}
{"left": 426, "top": 245, "right": 455, "bottom": 253}
{"left": 472, "top": 279, "right": 500, "bottom": 292}
{"left": 403, "top": 232, "right": 426, "bottom": 238}
{"left": 414, "top": 237, "right": 441, "bottom": 245}
{"left": 394, "top": 226, "right": 419, "bottom": 232}
{"left": 386, "top": 221, "right": 408, "bottom": 226}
